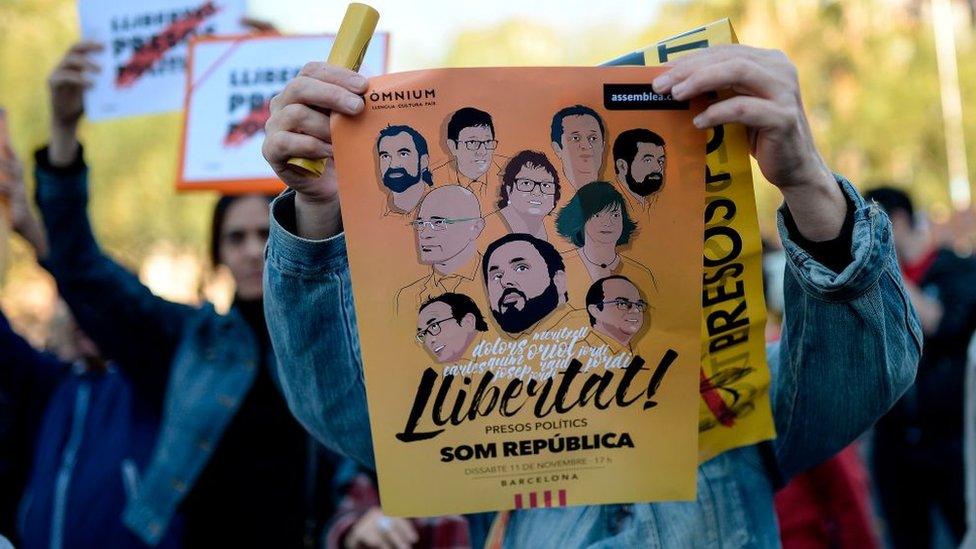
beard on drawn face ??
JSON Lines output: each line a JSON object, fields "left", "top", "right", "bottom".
{"left": 626, "top": 169, "right": 663, "bottom": 197}
{"left": 383, "top": 166, "right": 422, "bottom": 193}
{"left": 492, "top": 283, "right": 560, "bottom": 333}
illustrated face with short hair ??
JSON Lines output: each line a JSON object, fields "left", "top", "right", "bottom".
{"left": 588, "top": 278, "right": 646, "bottom": 346}
{"left": 416, "top": 300, "right": 478, "bottom": 363}
{"left": 414, "top": 187, "right": 482, "bottom": 267}
{"left": 449, "top": 125, "right": 495, "bottom": 180}
{"left": 583, "top": 204, "right": 623, "bottom": 247}
{"left": 485, "top": 240, "right": 565, "bottom": 333}
{"left": 619, "top": 142, "right": 665, "bottom": 197}
{"left": 552, "top": 114, "right": 604, "bottom": 185}
{"left": 378, "top": 132, "right": 426, "bottom": 193}
{"left": 507, "top": 164, "right": 556, "bottom": 217}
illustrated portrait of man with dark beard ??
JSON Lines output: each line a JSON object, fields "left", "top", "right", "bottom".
{"left": 612, "top": 128, "right": 665, "bottom": 214}
{"left": 482, "top": 233, "right": 568, "bottom": 335}
{"left": 376, "top": 124, "right": 434, "bottom": 214}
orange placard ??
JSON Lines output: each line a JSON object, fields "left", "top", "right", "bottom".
{"left": 332, "top": 66, "right": 706, "bottom": 516}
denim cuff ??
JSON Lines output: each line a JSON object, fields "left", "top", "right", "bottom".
{"left": 777, "top": 175, "right": 893, "bottom": 303}
{"left": 34, "top": 145, "right": 89, "bottom": 204}
{"left": 266, "top": 189, "right": 349, "bottom": 277}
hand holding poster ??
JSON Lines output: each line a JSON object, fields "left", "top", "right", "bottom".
{"left": 78, "top": 0, "right": 246, "bottom": 120}
{"left": 604, "top": 20, "right": 776, "bottom": 462}
{"left": 178, "top": 33, "right": 389, "bottom": 193}
{"left": 331, "top": 66, "right": 706, "bottom": 516}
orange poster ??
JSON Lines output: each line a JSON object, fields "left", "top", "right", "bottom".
{"left": 332, "top": 66, "right": 706, "bottom": 516}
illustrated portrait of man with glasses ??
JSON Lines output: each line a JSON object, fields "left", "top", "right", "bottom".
{"left": 482, "top": 233, "right": 570, "bottom": 336}
{"left": 585, "top": 275, "right": 649, "bottom": 351}
{"left": 394, "top": 185, "right": 485, "bottom": 314}
{"left": 432, "top": 107, "right": 507, "bottom": 200}
{"left": 482, "top": 150, "right": 561, "bottom": 243}
{"left": 550, "top": 104, "right": 606, "bottom": 190}
{"left": 376, "top": 124, "right": 434, "bottom": 214}
{"left": 612, "top": 128, "right": 666, "bottom": 215}
{"left": 415, "top": 293, "right": 489, "bottom": 363}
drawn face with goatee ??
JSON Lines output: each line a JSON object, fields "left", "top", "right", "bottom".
{"left": 483, "top": 235, "right": 567, "bottom": 334}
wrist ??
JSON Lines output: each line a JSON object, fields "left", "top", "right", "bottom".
{"left": 295, "top": 191, "right": 342, "bottom": 240}
{"left": 49, "top": 124, "right": 80, "bottom": 168}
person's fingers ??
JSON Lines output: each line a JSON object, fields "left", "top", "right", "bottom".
{"left": 298, "top": 61, "right": 369, "bottom": 94}
{"left": 378, "top": 519, "right": 411, "bottom": 549}
{"left": 69, "top": 41, "right": 104, "bottom": 54}
{"left": 388, "top": 518, "right": 418, "bottom": 545}
{"left": 273, "top": 103, "right": 332, "bottom": 142}
{"left": 240, "top": 16, "right": 279, "bottom": 34}
{"left": 49, "top": 72, "right": 95, "bottom": 89}
{"left": 262, "top": 130, "right": 331, "bottom": 166}
{"left": 667, "top": 57, "right": 784, "bottom": 102}
{"left": 691, "top": 95, "right": 787, "bottom": 130}
{"left": 652, "top": 44, "right": 770, "bottom": 94}
{"left": 275, "top": 76, "right": 364, "bottom": 116}
{"left": 60, "top": 53, "right": 101, "bottom": 74}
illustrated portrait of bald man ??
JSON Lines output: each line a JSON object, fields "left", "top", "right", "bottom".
{"left": 550, "top": 104, "right": 606, "bottom": 190}
{"left": 431, "top": 107, "right": 507, "bottom": 200}
{"left": 481, "top": 233, "right": 570, "bottom": 336}
{"left": 415, "top": 292, "right": 489, "bottom": 364}
{"left": 585, "top": 275, "right": 649, "bottom": 351}
{"left": 613, "top": 128, "right": 666, "bottom": 214}
{"left": 395, "top": 185, "right": 485, "bottom": 314}
{"left": 375, "top": 124, "right": 434, "bottom": 214}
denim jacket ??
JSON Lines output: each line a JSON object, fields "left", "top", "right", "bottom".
{"left": 34, "top": 152, "right": 270, "bottom": 546}
{"left": 264, "top": 176, "right": 920, "bottom": 548}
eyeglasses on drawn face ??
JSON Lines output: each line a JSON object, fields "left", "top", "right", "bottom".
{"left": 416, "top": 317, "right": 456, "bottom": 342}
{"left": 460, "top": 139, "right": 498, "bottom": 151}
{"left": 601, "top": 299, "right": 648, "bottom": 313}
{"left": 512, "top": 178, "right": 556, "bottom": 195}
{"left": 407, "top": 217, "right": 481, "bottom": 232}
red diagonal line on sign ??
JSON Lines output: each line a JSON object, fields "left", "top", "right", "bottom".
{"left": 116, "top": 0, "right": 220, "bottom": 88}
{"left": 700, "top": 368, "right": 737, "bottom": 427}
{"left": 224, "top": 99, "right": 271, "bottom": 147}
{"left": 558, "top": 489, "right": 567, "bottom": 506}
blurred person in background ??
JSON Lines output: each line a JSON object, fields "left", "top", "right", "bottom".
{"left": 29, "top": 41, "right": 342, "bottom": 547}
{"left": 865, "top": 186, "right": 976, "bottom": 548}
{"left": 0, "top": 145, "right": 176, "bottom": 548}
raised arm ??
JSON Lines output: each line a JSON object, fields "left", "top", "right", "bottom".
{"left": 35, "top": 42, "right": 194, "bottom": 373}
{"left": 654, "top": 46, "right": 920, "bottom": 479}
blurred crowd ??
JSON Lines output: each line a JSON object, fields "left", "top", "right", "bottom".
{"left": 0, "top": 15, "right": 972, "bottom": 549}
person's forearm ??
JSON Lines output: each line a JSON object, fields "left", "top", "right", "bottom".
{"left": 48, "top": 123, "right": 80, "bottom": 168}
{"left": 296, "top": 193, "right": 343, "bottom": 240}
{"left": 779, "top": 163, "right": 848, "bottom": 243}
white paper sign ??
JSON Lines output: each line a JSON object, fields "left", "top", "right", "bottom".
{"left": 79, "top": 0, "right": 246, "bottom": 120}
{"left": 178, "top": 33, "right": 390, "bottom": 192}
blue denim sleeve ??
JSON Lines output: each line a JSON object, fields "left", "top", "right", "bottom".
{"left": 33, "top": 146, "right": 194, "bottom": 386}
{"left": 263, "top": 190, "right": 376, "bottom": 469}
{"left": 770, "top": 175, "right": 922, "bottom": 480}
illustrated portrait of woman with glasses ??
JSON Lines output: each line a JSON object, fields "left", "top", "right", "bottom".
{"left": 481, "top": 150, "right": 561, "bottom": 243}
{"left": 414, "top": 293, "right": 489, "bottom": 363}
{"left": 555, "top": 182, "right": 657, "bottom": 308}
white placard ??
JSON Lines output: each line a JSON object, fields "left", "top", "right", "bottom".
{"left": 178, "top": 33, "right": 389, "bottom": 192}
{"left": 79, "top": 0, "right": 247, "bottom": 120}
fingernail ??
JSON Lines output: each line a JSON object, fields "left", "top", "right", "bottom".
{"left": 343, "top": 96, "right": 363, "bottom": 112}
{"left": 349, "top": 74, "right": 367, "bottom": 89}
{"left": 652, "top": 73, "right": 672, "bottom": 93}
{"left": 671, "top": 82, "right": 686, "bottom": 99}
{"left": 693, "top": 115, "right": 705, "bottom": 129}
